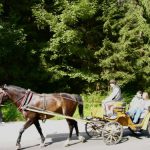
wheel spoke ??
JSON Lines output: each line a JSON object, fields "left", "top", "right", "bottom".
{"left": 106, "top": 135, "right": 111, "bottom": 141}
{"left": 112, "top": 136, "right": 117, "bottom": 142}
{"left": 87, "top": 126, "right": 94, "bottom": 130}
{"left": 104, "top": 129, "right": 111, "bottom": 132}
{"left": 89, "top": 129, "right": 95, "bottom": 133}
{"left": 96, "top": 129, "right": 103, "bottom": 133}
{"left": 114, "top": 132, "right": 121, "bottom": 136}
{"left": 87, "top": 124, "right": 94, "bottom": 128}
{"left": 109, "top": 135, "right": 113, "bottom": 143}
{"left": 103, "top": 133, "right": 111, "bottom": 138}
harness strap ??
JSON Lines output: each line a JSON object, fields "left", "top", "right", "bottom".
{"left": 25, "top": 92, "right": 33, "bottom": 106}
{"left": 22, "top": 89, "right": 31, "bottom": 106}
{"left": 18, "top": 89, "right": 33, "bottom": 111}
{"left": 40, "top": 94, "right": 47, "bottom": 123}
{"left": 42, "top": 94, "right": 47, "bottom": 111}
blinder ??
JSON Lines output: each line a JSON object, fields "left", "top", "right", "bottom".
{"left": 0, "top": 88, "right": 8, "bottom": 105}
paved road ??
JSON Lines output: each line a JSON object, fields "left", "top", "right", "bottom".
{"left": 0, "top": 120, "right": 150, "bottom": 150}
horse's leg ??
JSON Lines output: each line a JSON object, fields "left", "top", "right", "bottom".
{"left": 34, "top": 119, "right": 45, "bottom": 147}
{"left": 73, "top": 120, "right": 85, "bottom": 142}
{"left": 64, "top": 119, "right": 74, "bottom": 147}
{"left": 16, "top": 118, "right": 34, "bottom": 150}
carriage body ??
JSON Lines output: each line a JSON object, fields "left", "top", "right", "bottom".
{"left": 85, "top": 102, "right": 150, "bottom": 145}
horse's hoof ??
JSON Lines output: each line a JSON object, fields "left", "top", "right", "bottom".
{"left": 16, "top": 144, "right": 21, "bottom": 150}
{"left": 78, "top": 135, "right": 86, "bottom": 143}
{"left": 40, "top": 142, "right": 45, "bottom": 148}
{"left": 64, "top": 139, "right": 70, "bottom": 147}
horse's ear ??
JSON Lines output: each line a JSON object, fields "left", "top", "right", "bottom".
{"left": 3, "top": 84, "right": 7, "bottom": 90}
{"left": 0, "top": 84, "right": 7, "bottom": 90}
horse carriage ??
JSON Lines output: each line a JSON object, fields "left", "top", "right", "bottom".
{"left": 0, "top": 85, "right": 150, "bottom": 149}
{"left": 85, "top": 102, "right": 150, "bottom": 145}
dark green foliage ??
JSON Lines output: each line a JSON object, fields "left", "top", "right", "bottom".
{"left": 95, "top": 0, "right": 150, "bottom": 91}
{"left": 0, "top": 0, "right": 150, "bottom": 121}
{"left": 1, "top": 0, "right": 149, "bottom": 93}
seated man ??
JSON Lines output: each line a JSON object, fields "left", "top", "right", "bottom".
{"left": 127, "top": 91, "right": 144, "bottom": 123}
{"left": 102, "top": 79, "right": 122, "bottom": 117}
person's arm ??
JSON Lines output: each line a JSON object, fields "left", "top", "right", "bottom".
{"left": 129, "top": 97, "right": 136, "bottom": 108}
{"left": 104, "top": 87, "right": 119, "bottom": 102}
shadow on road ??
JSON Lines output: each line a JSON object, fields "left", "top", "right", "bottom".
{"left": 20, "top": 144, "right": 40, "bottom": 150}
{"left": 45, "top": 132, "right": 89, "bottom": 146}
{"left": 19, "top": 128, "right": 150, "bottom": 149}
{"left": 17, "top": 132, "right": 99, "bottom": 149}
{"left": 122, "top": 128, "right": 150, "bottom": 140}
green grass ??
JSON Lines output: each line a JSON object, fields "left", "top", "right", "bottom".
{"left": 73, "top": 92, "right": 105, "bottom": 119}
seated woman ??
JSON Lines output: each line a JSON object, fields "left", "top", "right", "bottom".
{"left": 127, "top": 91, "right": 144, "bottom": 123}
{"left": 140, "top": 92, "right": 150, "bottom": 119}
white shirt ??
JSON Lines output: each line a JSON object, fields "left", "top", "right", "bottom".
{"left": 143, "top": 100, "right": 150, "bottom": 110}
{"left": 129, "top": 96, "right": 144, "bottom": 110}
{"left": 104, "top": 85, "right": 122, "bottom": 102}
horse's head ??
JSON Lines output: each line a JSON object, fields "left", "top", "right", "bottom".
{"left": 0, "top": 84, "right": 28, "bottom": 106}
{"left": 0, "top": 84, "right": 9, "bottom": 105}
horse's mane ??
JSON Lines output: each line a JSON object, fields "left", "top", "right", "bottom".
{"left": 5, "top": 85, "right": 27, "bottom": 93}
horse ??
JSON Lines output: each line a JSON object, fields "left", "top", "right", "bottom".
{"left": 0, "top": 84, "right": 85, "bottom": 149}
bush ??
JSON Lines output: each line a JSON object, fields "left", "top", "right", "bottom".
{"left": 2, "top": 101, "right": 24, "bottom": 122}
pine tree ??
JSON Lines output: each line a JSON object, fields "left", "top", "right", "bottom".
{"left": 32, "top": 0, "right": 102, "bottom": 92}
{"left": 95, "top": 0, "right": 150, "bottom": 91}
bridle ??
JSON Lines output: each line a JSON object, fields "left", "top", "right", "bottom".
{"left": 0, "top": 90, "right": 7, "bottom": 96}
{"left": 0, "top": 89, "right": 7, "bottom": 105}
{"left": 0, "top": 88, "right": 31, "bottom": 110}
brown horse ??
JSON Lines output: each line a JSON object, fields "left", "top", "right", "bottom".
{"left": 0, "top": 84, "right": 85, "bottom": 149}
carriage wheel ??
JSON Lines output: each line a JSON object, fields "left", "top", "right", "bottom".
{"left": 85, "top": 120, "right": 105, "bottom": 138}
{"left": 102, "top": 122, "right": 123, "bottom": 145}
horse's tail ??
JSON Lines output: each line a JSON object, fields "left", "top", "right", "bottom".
{"left": 73, "top": 94, "right": 84, "bottom": 119}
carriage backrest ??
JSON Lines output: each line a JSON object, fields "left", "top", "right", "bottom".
{"left": 113, "top": 102, "right": 126, "bottom": 113}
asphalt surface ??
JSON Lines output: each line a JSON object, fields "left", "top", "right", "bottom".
{"left": 0, "top": 120, "right": 150, "bottom": 150}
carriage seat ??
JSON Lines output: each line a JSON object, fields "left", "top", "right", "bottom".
{"left": 113, "top": 102, "right": 126, "bottom": 112}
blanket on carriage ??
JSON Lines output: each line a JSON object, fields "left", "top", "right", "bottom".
{"left": 141, "top": 112, "right": 150, "bottom": 130}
